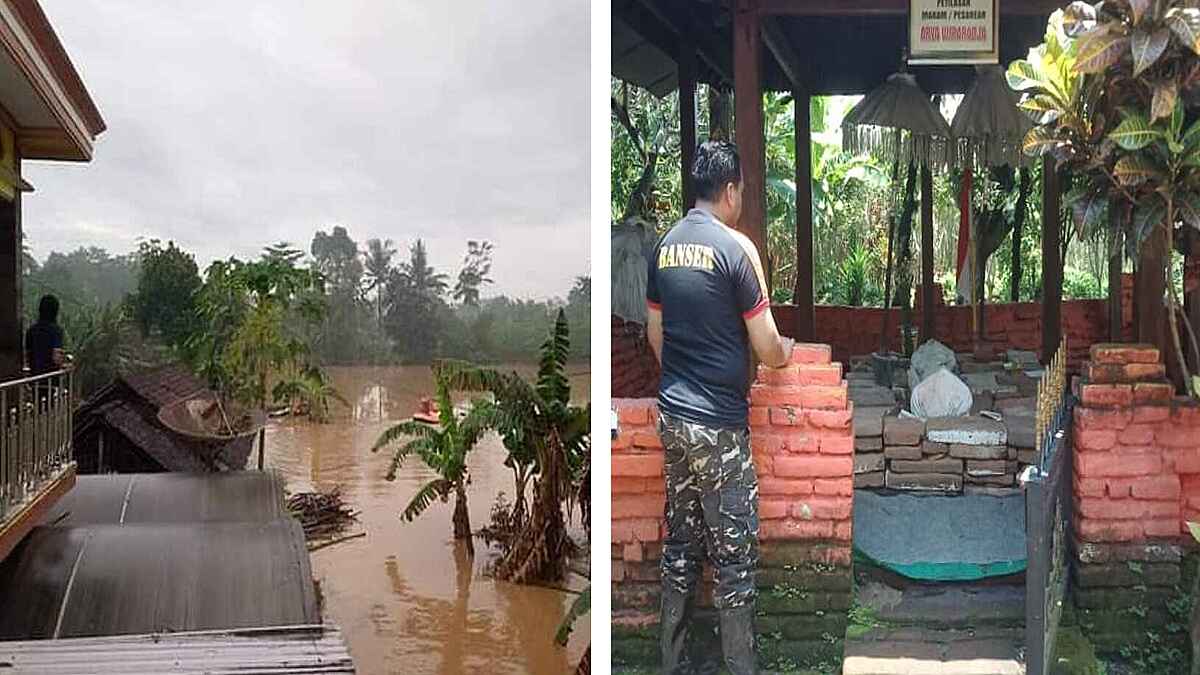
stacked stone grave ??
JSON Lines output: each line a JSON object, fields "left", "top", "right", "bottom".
{"left": 850, "top": 350, "right": 1044, "bottom": 495}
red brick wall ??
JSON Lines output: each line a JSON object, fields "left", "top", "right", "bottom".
{"left": 611, "top": 342, "right": 855, "bottom": 635}
{"left": 1072, "top": 343, "right": 1200, "bottom": 543}
{"left": 612, "top": 315, "right": 659, "bottom": 399}
{"left": 773, "top": 298, "right": 1128, "bottom": 368}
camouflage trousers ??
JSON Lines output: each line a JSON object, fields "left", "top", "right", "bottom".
{"left": 658, "top": 410, "right": 759, "bottom": 610}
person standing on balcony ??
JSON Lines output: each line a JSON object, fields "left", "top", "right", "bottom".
{"left": 645, "top": 140, "right": 794, "bottom": 675}
{"left": 26, "top": 294, "right": 65, "bottom": 376}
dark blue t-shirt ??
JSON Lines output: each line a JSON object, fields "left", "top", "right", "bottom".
{"left": 25, "top": 321, "right": 62, "bottom": 375}
{"left": 647, "top": 208, "right": 768, "bottom": 429}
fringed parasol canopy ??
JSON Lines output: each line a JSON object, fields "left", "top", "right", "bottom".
{"left": 841, "top": 72, "right": 952, "bottom": 170}
{"left": 950, "top": 65, "right": 1033, "bottom": 169}
{"left": 158, "top": 392, "right": 267, "bottom": 442}
{"left": 611, "top": 216, "right": 658, "bottom": 325}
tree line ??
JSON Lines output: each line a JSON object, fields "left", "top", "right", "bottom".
{"left": 21, "top": 228, "right": 589, "bottom": 398}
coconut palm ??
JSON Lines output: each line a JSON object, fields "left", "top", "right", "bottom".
{"left": 435, "top": 310, "right": 590, "bottom": 582}
{"left": 362, "top": 238, "right": 396, "bottom": 329}
{"left": 372, "top": 373, "right": 490, "bottom": 550}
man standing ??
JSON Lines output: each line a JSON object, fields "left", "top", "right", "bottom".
{"left": 646, "top": 140, "right": 794, "bottom": 675}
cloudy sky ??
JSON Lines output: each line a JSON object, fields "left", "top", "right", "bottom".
{"left": 24, "top": 1, "right": 590, "bottom": 299}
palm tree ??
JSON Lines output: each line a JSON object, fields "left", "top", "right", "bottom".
{"left": 372, "top": 373, "right": 490, "bottom": 551}
{"left": 362, "top": 238, "right": 396, "bottom": 329}
{"left": 435, "top": 310, "right": 590, "bottom": 582}
{"left": 272, "top": 364, "right": 348, "bottom": 422}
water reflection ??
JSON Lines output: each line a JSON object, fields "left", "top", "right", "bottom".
{"left": 262, "top": 365, "right": 589, "bottom": 674}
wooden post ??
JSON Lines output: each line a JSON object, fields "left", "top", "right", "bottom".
{"left": 793, "top": 89, "right": 814, "bottom": 340}
{"left": 1041, "top": 156, "right": 1062, "bottom": 364}
{"left": 733, "top": 0, "right": 768, "bottom": 275}
{"left": 920, "top": 165, "right": 935, "bottom": 342}
{"left": 679, "top": 28, "right": 697, "bottom": 212}
{"left": 257, "top": 427, "right": 266, "bottom": 471}
{"left": 1109, "top": 210, "right": 1124, "bottom": 341}
{"left": 0, "top": 190, "right": 20, "bottom": 379}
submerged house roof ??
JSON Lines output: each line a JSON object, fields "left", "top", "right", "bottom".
{"left": 73, "top": 365, "right": 254, "bottom": 473}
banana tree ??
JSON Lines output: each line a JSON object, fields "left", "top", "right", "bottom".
{"left": 435, "top": 310, "right": 590, "bottom": 583}
{"left": 1010, "top": 2, "right": 1200, "bottom": 393}
{"left": 372, "top": 375, "right": 492, "bottom": 551}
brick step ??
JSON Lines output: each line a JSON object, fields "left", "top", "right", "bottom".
{"left": 859, "top": 581, "right": 1026, "bottom": 628}
{"left": 842, "top": 625, "right": 1024, "bottom": 675}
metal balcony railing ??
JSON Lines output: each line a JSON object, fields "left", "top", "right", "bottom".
{"left": 0, "top": 368, "right": 73, "bottom": 519}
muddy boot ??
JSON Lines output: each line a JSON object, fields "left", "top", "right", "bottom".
{"left": 718, "top": 604, "right": 758, "bottom": 675}
{"left": 660, "top": 587, "right": 694, "bottom": 674}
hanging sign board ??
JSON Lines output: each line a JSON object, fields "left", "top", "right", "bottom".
{"left": 908, "top": 0, "right": 998, "bottom": 65}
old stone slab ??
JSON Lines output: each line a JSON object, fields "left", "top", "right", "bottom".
{"left": 965, "top": 473, "right": 1014, "bottom": 486}
{"left": 947, "top": 444, "right": 1008, "bottom": 460}
{"left": 1003, "top": 414, "right": 1035, "bottom": 449}
{"left": 854, "top": 453, "right": 885, "bottom": 474}
{"left": 965, "top": 459, "right": 1008, "bottom": 476}
{"left": 851, "top": 386, "right": 899, "bottom": 408}
{"left": 856, "top": 436, "right": 883, "bottom": 452}
{"left": 961, "top": 372, "right": 999, "bottom": 393}
{"left": 964, "top": 485, "right": 1023, "bottom": 498}
{"left": 921, "top": 440, "right": 949, "bottom": 456}
{"left": 883, "top": 417, "right": 925, "bottom": 446}
{"left": 854, "top": 471, "right": 885, "bottom": 489}
{"left": 885, "top": 472, "right": 962, "bottom": 492}
{"left": 1016, "top": 449, "right": 1038, "bottom": 465}
{"left": 884, "top": 445, "right": 923, "bottom": 461}
{"left": 926, "top": 416, "right": 1006, "bottom": 445}
{"left": 890, "top": 458, "right": 964, "bottom": 474}
{"left": 854, "top": 406, "right": 892, "bottom": 438}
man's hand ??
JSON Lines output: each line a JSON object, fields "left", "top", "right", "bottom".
{"left": 745, "top": 309, "right": 790, "bottom": 368}
{"left": 779, "top": 337, "right": 795, "bottom": 364}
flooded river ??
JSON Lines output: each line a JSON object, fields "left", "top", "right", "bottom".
{"left": 261, "top": 365, "right": 590, "bottom": 674}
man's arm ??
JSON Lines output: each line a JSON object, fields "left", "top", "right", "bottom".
{"left": 646, "top": 306, "right": 663, "bottom": 365}
{"left": 745, "top": 308, "right": 792, "bottom": 368}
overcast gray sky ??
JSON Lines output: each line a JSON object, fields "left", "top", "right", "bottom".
{"left": 24, "top": 1, "right": 589, "bottom": 299}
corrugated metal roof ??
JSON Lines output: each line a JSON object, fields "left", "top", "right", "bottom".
{"left": 0, "top": 521, "right": 319, "bottom": 639}
{"left": 43, "top": 473, "right": 287, "bottom": 526}
{"left": 0, "top": 624, "right": 354, "bottom": 673}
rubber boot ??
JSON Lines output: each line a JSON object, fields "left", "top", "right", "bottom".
{"left": 660, "top": 587, "right": 693, "bottom": 674}
{"left": 718, "top": 604, "right": 758, "bottom": 675}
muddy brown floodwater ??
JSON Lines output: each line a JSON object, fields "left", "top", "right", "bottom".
{"left": 262, "top": 365, "right": 591, "bottom": 674}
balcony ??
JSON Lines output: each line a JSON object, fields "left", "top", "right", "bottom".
{"left": 0, "top": 368, "right": 75, "bottom": 562}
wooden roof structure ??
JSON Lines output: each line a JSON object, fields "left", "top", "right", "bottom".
{"left": 73, "top": 366, "right": 254, "bottom": 474}
{"left": 613, "top": 0, "right": 1072, "bottom": 361}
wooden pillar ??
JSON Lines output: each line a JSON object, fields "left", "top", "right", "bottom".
{"left": 1108, "top": 211, "right": 1124, "bottom": 341}
{"left": 0, "top": 190, "right": 20, "bottom": 379}
{"left": 920, "top": 165, "right": 934, "bottom": 343}
{"left": 793, "top": 89, "right": 814, "bottom": 340}
{"left": 733, "top": 0, "right": 768, "bottom": 272}
{"left": 1041, "top": 156, "right": 1062, "bottom": 363}
{"left": 678, "top": 29, "right": 697, "bottom": 211}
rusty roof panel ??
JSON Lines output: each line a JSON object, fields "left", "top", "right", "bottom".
{"left": 0, "top": 624, "right": 353, "bottom": 673}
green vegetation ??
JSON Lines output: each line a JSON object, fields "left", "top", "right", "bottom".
{"left": 610, "top": 79, "right": 1114, "bottom": 310}
{"left": 21, "top": 224, "right": 589, "bottom": 402}
{"left": 1012, "top": 2, "right": 1200, "bottom": 391}
{"left": 371, "top": 373, "right": 492, "bottom": 549}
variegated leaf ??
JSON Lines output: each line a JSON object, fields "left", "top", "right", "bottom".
{"left": 1070, "top": 187, "right": 1109, "bottom": 230}
{"left": 1109, "top": 114, "right": 1161, "bottom": 150}
{"left": 1129, "top": 0, "right": 1151, "bottom": 25}
{"left": 1179, "top": 193, "right": 1200, "bottom": 230}
{"left": 1113, "top": 154, "right": 1161, "bottom": 185}
{"left": 1022, "top": 126, "right": 1062, "bottom": 157}
{"left": 1167, "top": 8, "right": 1200, "bottom": 55}
{"left": 1064, "top": 1, "right": 1099, "bottom": 36}
{"left": 1006, "top": 59, "right": 1045, "bottom": 92}
{"left": 1074, "top": 25, "right": 1130, "bottom": 73}
{"left": 1151, "top": 81, "right": 1179, "bottom": 122}
{"left": 1132, "top": 26, "right": 1170, "bottom": 76}
{"left": 1019, "top": 94, "right": 1063, "bottom": 124}
{"left": 1132, "top": 197, "right": 1166, "bottom": 246}
{"left": 1185, "top": 120, "right": 1200, "bottom": 153}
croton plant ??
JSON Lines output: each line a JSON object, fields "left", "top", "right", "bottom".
{"left": 1007, "top": 0, "right": 1200, "bottom": 393}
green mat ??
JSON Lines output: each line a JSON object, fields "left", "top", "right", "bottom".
{"left": 853, "top": 490, "right": 1027, "bottom": 582}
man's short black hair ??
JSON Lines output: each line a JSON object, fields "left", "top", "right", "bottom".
{"left": 37, "top": 295, "right": 59, "bottom": 323}
{"left": 691, "top": 140, "right": 742, "bottom": 202}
